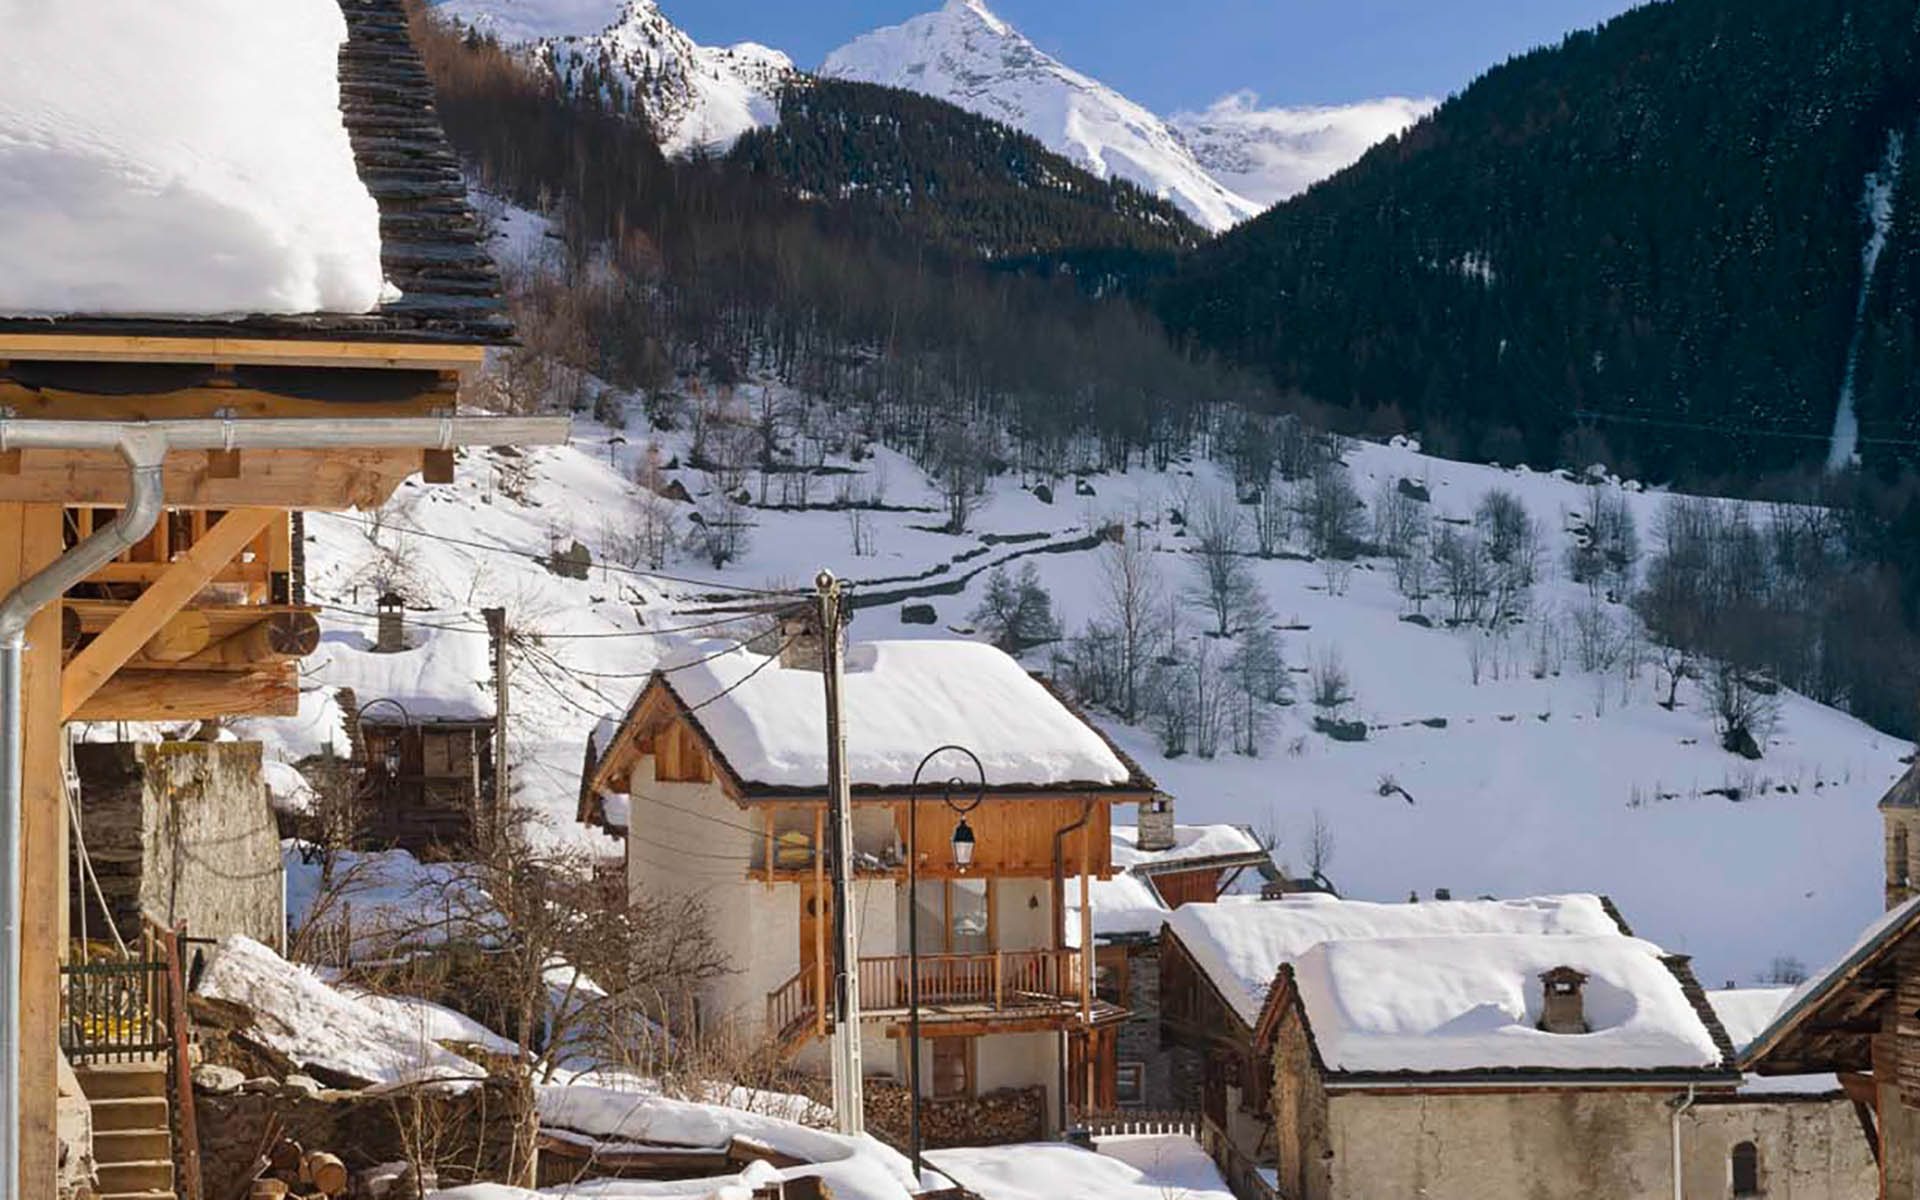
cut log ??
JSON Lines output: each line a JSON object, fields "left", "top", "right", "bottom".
{"left": 142, "top": 609, "right": 213, "bottom": 662}
{"left": 303, "top": 1150, "right": 348, "bottom": 1196}
{"left": 249, "top": 1181, "right": 290, "bottom": 1200}
{"left": 266, "top": 1138, "right": 303, "bottom": 1178}
{"left": 69, "top": 666, "right": 298, "bottom": 721}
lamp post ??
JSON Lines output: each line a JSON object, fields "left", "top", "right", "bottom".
{"left": 906, "top": 743, "right": 985, "bottom": 1185}
{"left": 345, "top": 696, "right": 413, "bottom": 858}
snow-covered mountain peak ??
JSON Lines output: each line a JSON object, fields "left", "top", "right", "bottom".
{"left": 822, "top": 3, "right": 1261, "bottom": 232}
{"left": 1170, "top": 91, "right": 1435, "bottom": 208}
{"left": 435, "top": 0, "right": 793, "bottom": 157}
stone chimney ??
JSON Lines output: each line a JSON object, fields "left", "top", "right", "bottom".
{"left": 1538, "top": 966, "right": 1591, "bottom": 1034}
{"left": 375, "top": 592, "right": 406, "bottom": 654}
{"left": 1136, "top": 794, "right": 1176, "bottom": 852}
{"left": 767, "top": 609, "right": 841, "bottom": 672}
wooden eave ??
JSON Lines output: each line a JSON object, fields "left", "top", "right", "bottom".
{"left": 1741, "top": 900, "right": 1920, "bottom": 1076}
{"left": 587, "top": 668, "right": 1157, "bottom": 809}
{"left": 0, "top": 332, "right": 483, "bottom": 373}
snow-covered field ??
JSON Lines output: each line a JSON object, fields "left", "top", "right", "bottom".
{"left": 238, "top": 198, "right": 1908, "bottom": 997}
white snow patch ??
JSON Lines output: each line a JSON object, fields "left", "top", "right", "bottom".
{"left": 823, "top": 0, "right": 1258, "bottom": 231}
{"left": 1167, "top": 892, "right": 1624, "bottom": 1027}
{"left": 0, "top": 0, "right": 384, "bottom": 317}
{"left": 1293, "top": 933, "right": 1723, "bottom": 1073}
{"left": 661, "top": 638, "right": 1133, "bottom": 789}
{"left": 1829, "top": 127, "right": 1906, "bottom": 472}
{"left": 1169, "top": 91, "right": 1434, "bottom": 208}
{"left": 195, "top": 935, "right": 484, "bottom": 1087}
{"left": 929, "top": 1136, "right": 1232, "bottom": 1200}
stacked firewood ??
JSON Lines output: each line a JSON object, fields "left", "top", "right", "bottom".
{"left": 237, "top": 1138, "right": 349, "bottom": 1199}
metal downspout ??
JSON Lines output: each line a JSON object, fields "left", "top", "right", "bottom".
{"left": 1672, "top": 1082, "right": 1698, "bottom": 1200}
{"left": 1051, "top": 797, "right": 1094, "bottom": 1135}
{"left": 0, "top": 430, "right": 166, "bottom": 1200}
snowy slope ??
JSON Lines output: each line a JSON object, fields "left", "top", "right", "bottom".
{"left": 822, "top": 0, "right": 1260, "bottom": 232}
{"left": 434, "top": 0, "right": 793, "bottom": 157}
{"left": 244, "top": 198, "right": 1907, "bottom": 994}
{"left": 1168, "top": 92, "right": 1434, "bottom": 208}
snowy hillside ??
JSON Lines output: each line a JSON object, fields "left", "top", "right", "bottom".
{"left": 434, "top": 0, "right": 793, "bottom": 157}
{"left": 246, "top": 200, "right": 1909, "bottom": 996}
{"left": 1168, "top": 92, "right": 1435, "bottom": 208}
{"left": 822, "top": 0, "right": 1261, "bottom": 232}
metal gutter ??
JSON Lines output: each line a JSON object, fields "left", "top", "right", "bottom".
{"left": 0, "top": 414, "right": 566, "bottom": 1200}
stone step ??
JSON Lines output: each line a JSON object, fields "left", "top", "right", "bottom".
{"left": 93, "top": 1126, "right": 171, "bottom": 1163}
{"left": 75, "top": 1059, "right": 169, "bottom": 1100}
{"left": 99, "top": 1193, "right": 176, "bottom": 1200}
{"left": 89, "top": 1096, "right": 169, "bottom": 1131}
{"left": 97, "top": 1159, "right": 174, "bottom": 1194}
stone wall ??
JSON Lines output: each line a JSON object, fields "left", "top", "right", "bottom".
{"left": 865, "top": 1083, "right": 1046, "bottom": 1150}
{"left": 1322, "top": 1089, "right": 1682, "bottom": 1200}
{"left": 73, "top": 741, "right": 282, "bottom": 946}
{"left": 195, "top": 1074, "right": 533, "bottom": 1200}
{"left": 1118, "top": 942, "right": 1204, "bottom": 1112}
{"left": 1683, "top": 1095, "right": 1878, "bottom": 1199}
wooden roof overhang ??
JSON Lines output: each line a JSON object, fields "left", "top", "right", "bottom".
{"left": 584, "top": 669, "right": 1157, "bottom": 810}
{"left": 1248, "top": 961, "right": 1741, "bottom": 1096}
{"left": 1741, "top": 902, "right": 1920, "bottom": 1078}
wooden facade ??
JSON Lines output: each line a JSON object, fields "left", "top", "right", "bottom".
{"left": 356, "top": 719, "right": 496, "bottom": 856}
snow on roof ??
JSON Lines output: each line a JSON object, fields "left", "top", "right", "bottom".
{"left": 1743, "top": 895, "right": 1920, "bottom": 1066}
{"left": 929, "top": 1136, "right": 1234, "bottom": 1200}
{"left": 1067, "top": 872, "right": 1168, "bottom": 947}
{"left": 660, "top": 638, "right": 1138, "bottom": 791}
{"left": 195, "top": 935, "right": 483, "bottom": 1088}
{"left": 1111, "top": 823, "right": 1266, "bottom": 871}
{"left": 0, "top": 0, "right": 385, "bottom": 318}
{"left": 1706, "top": 987, "right": 1795, "bottom": 1053}
{"left": 1167, "top": 893, "right": 1624, "bottom": 1027}
{"left": 1293, "top": 934, "right": 1724, "bottom": 1075}
{"left": 322, "top": 619, "right": 495, "bottom": 722}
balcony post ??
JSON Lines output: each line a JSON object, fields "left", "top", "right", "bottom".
{"left": 814, "top": 808, "right": 826, "bottom": 1038}
{"left": 1080, "top": 833, "right": 1092, "bottom": 1024}
{"left": 994, "top": 950, "right": 1003, "bottom": 1010}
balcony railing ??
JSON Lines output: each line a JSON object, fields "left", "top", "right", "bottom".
{"left": 769, "top": 948, "right": 1086, "bottom": 1044}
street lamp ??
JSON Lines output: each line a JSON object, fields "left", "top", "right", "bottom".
{"left": 906, "top": 743, "right": 985, "bottom": 1185}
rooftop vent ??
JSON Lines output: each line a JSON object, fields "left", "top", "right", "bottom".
{"left": 1137, "top": 794, "right": 1175, "bottom": 852}
{"left": 1538, "top": 966, "right": 1591, "bottom": 1035}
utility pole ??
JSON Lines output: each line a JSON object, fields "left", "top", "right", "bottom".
{"left": 482, "top": 606, "right": 509, "bottom": 849}
{"left": 815, "top": 570, "right": 865, "bottom": 1134}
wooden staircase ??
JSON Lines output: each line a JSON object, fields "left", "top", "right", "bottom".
{"left": 74, "top": 1058, "right": 175, "bottom": 1200}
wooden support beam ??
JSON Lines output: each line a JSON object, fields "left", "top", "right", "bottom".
{"left": 0, "top": 332, "right": 485, "bottom": 371}
{"left": 0, "top": 448, "right": 426, "bottom": 511}
{"left": 69, "top": 666, "right": 298, "bottom": 721}
{"left": 0, "top": 503, "right": 65, "bottom": 1196}
{"left": 0, "top": 383, "right": 455, "bottom": 423}
{"left": 141, "top": 610, "right": 213, "bottom": 663}
{"left": 60, "top": 508, "right": 277, "bottom": 719}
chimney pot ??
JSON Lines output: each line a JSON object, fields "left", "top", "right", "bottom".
{"left": 375, "top": 592, "right": 406, "bottom": 654}
{"left": 1136, "top": 794, "right": 1176, "bottom": 852}
{"left": 1538, "top": 966, "right": 1591, "bottom": 1034}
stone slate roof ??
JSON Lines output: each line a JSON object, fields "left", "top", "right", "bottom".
{"left": 1880, "top": 760, "right": 1920, "bottom": 809}
{"left": 0, "top": 0, "right": 509, "bottom": 346}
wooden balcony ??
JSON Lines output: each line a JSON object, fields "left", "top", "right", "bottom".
{"left": 768, "top": 949, "right": 1102, "bottom": 1051}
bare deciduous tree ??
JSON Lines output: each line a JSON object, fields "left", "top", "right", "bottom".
{"left": 1187, "top": 490, "right": 1265, "bottom": 637}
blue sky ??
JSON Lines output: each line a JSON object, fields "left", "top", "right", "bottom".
{"left": 665, "top": 0, "right": 1645, "bottom": 111}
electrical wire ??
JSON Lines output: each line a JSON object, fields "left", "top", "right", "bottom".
{"left": 359, "top": 515, "right": 807, "bottom": 597}
{"left": 311, "top": 599, "right": 798, "bottom": 643}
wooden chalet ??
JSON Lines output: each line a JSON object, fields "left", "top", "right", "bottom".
{"left": 0, "top": 2, "right": 567, "bottom": 1195}
{"left": 584, "top": 632, "right": 1158, "bottom": 1134}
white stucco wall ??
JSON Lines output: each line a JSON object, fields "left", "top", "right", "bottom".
{"left": 625, "top": 766, "right": 798, "bottom": 1036}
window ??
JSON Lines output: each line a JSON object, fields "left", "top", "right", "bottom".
{"left": 1896, "top": 827, "right": 1911, "bottom": 887}
{"left": 931, "top": 1037, "right": 975, "bottom": 1100}
{"left": 1116, "top": 1062, "right": 1146, "bottom": 1108}
{"left": 1731, "top": 1141, "right": 1760, "bottom": 1196}
{"left": 909, "top": 880, "right": 992, "bottom": 954}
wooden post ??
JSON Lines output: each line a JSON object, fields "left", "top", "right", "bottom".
{"left": 482, "top": 608, "right": 508, "bottom": 848}
{"left": 1080, "top": 833, "right": 1092, "bottom": 1024}
{"left": 765, "top": 813, "right": 775, "bottom": 889}
{"left": 162, "top": 923, "right": 204, "bottom": 1200}
{"left": 4, "top": 503, "right": 64, "bottom": 1197}
{"left": 994, "top": 950, "right": 1004, "bottom": 1011}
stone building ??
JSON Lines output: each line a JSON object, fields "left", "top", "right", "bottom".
{"left": 1071, "top": 813, "right": 1275, "bottom": 1111}
{"left": 70, "top": 740, "right": 283, "bottom": 947}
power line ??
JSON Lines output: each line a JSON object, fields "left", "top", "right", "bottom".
{"left": 682, "top": 630, "right": 801, "bottom": 716}
{"left": 311, "top": 599, "right": 795, "bottom": 643}
{"left": 356, "top": 515, "right": 804, "bottom": 597}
